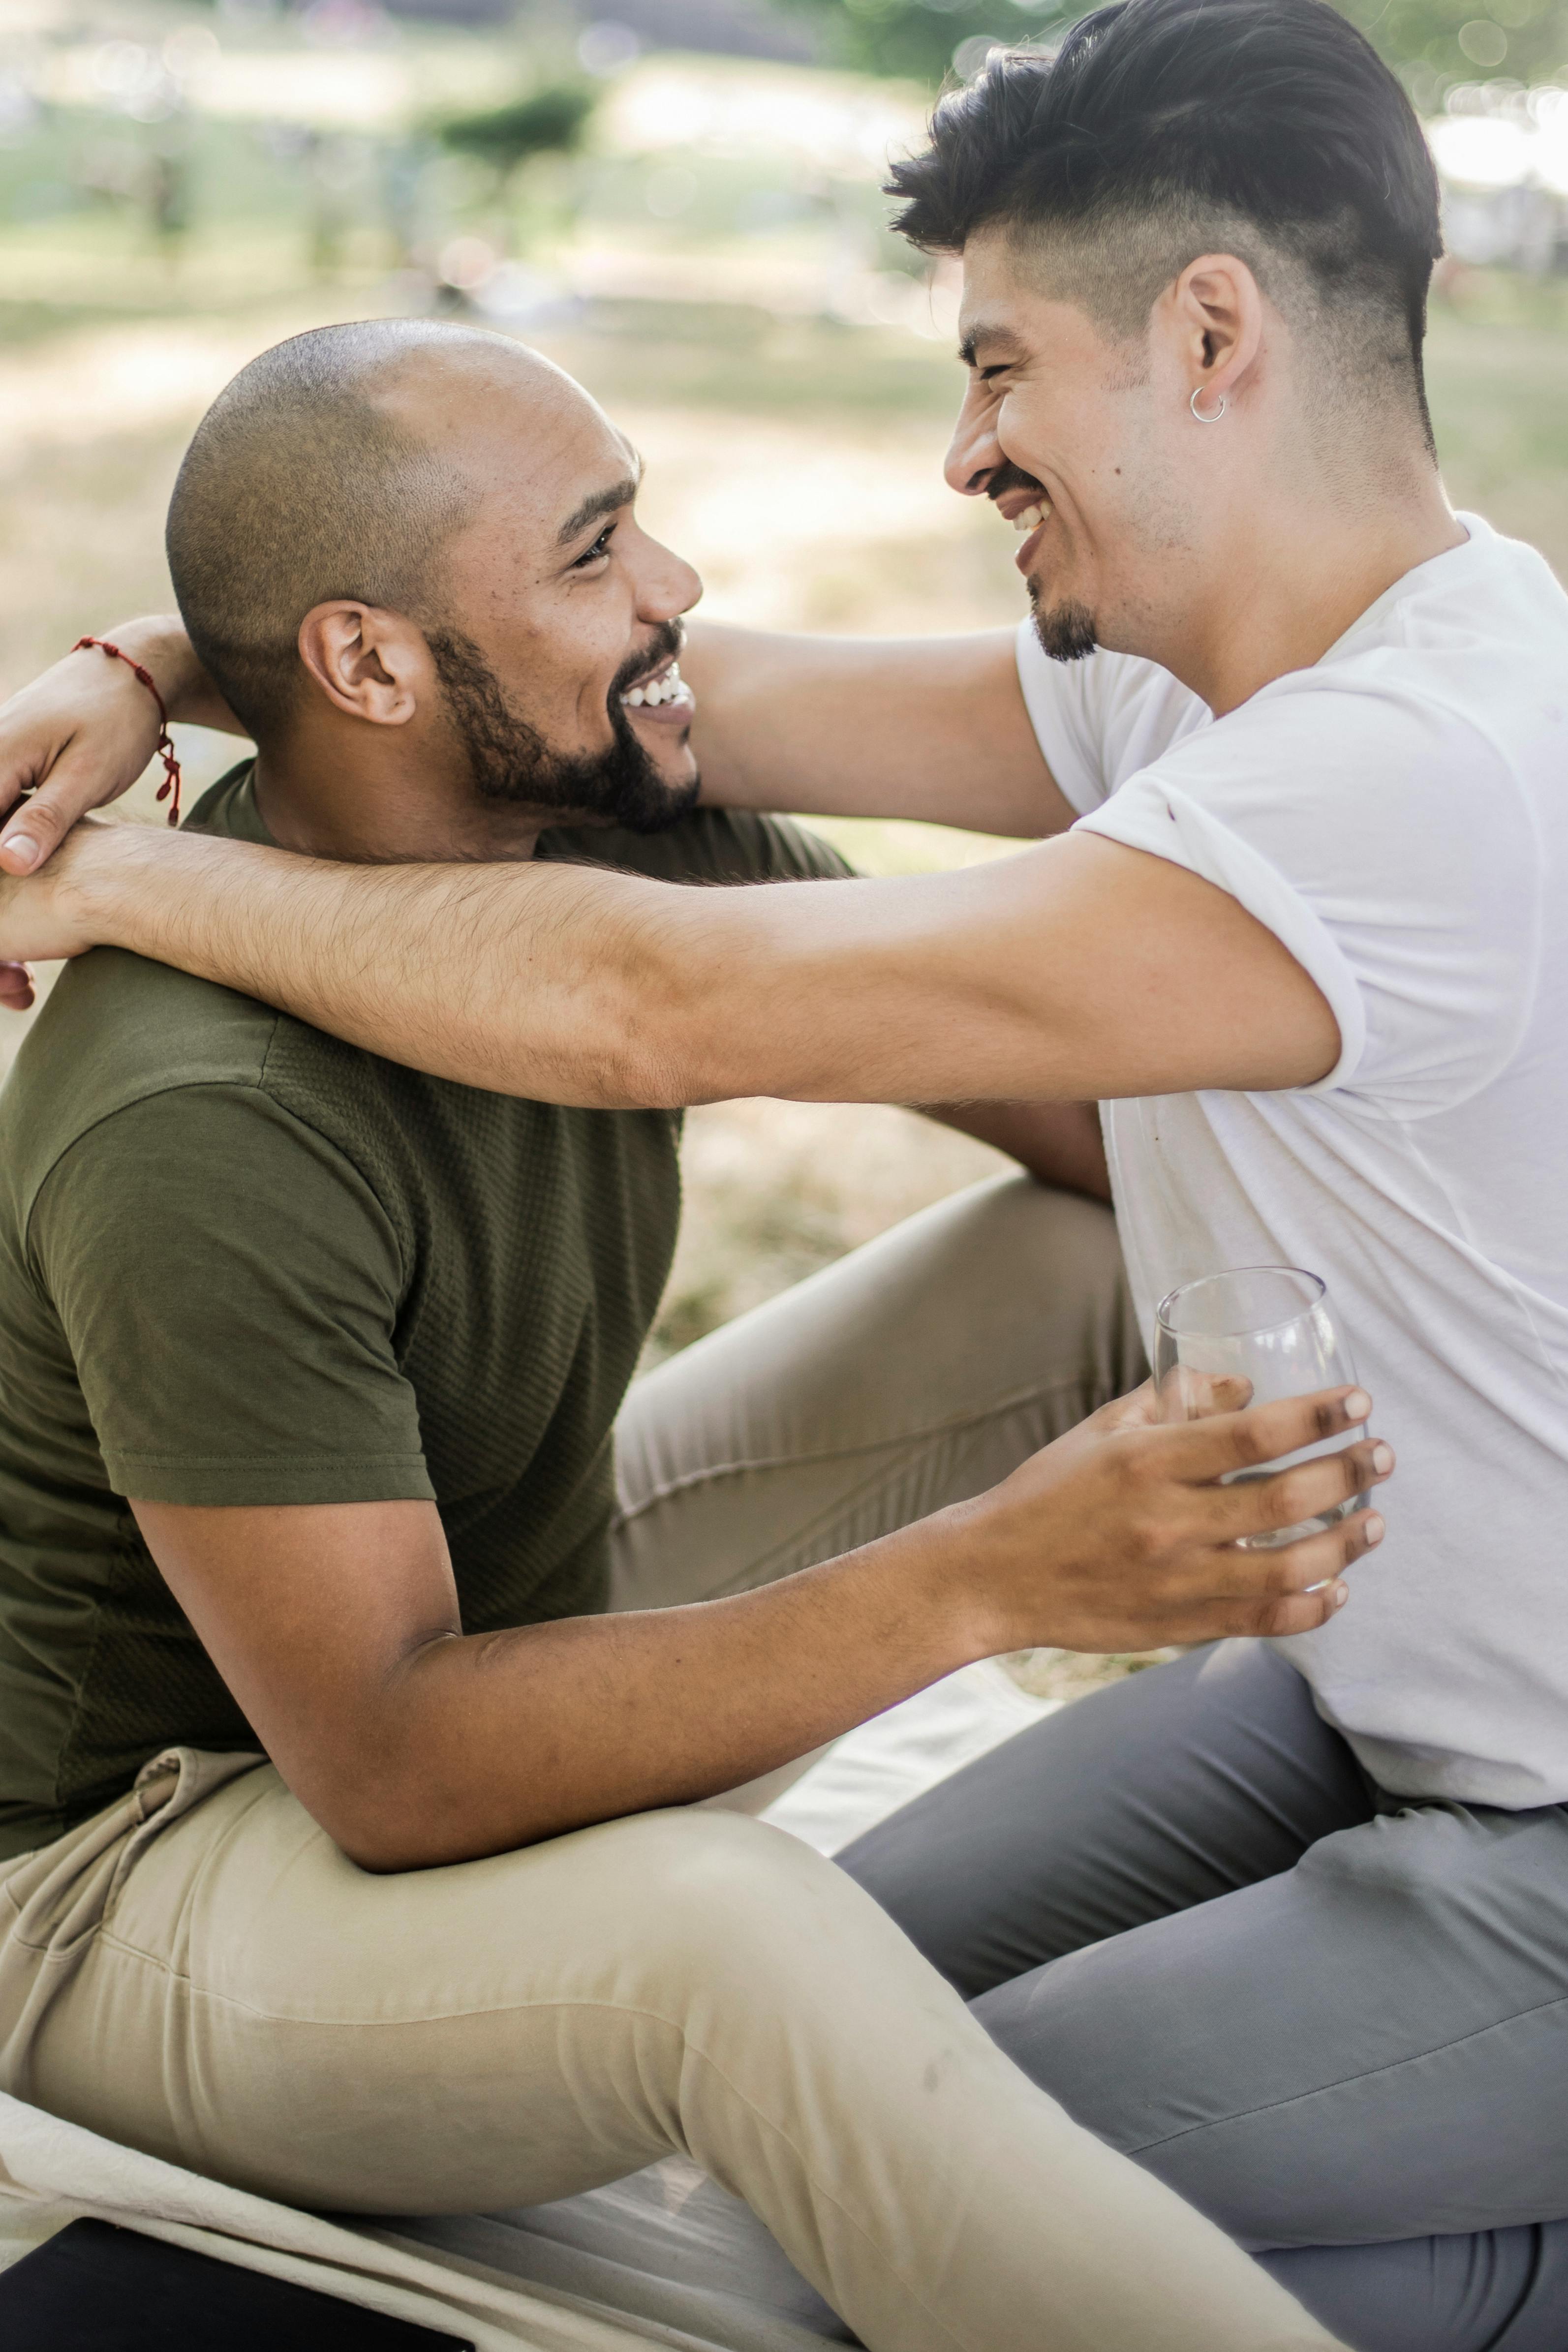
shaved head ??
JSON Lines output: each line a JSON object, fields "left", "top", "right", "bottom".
{"left": 167, "top": 317, "right": 702, "bottom": 841}
{"left": 166, "top": 319, "right": 508, "bottom": 740}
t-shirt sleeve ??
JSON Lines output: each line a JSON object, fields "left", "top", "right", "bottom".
{"left": 1015, "top": 619, "right": 1210, "bottom": 816}
{"left": 1073, "top": 676, "right": 1541, "bottom": 1116}
{"left": 30, "top": 1084, "right": 435, "bottom": 1507}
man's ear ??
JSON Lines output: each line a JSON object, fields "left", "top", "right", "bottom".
{"left": 297, "top": 603, "right": 428, "bottom": 727}
{"left": 1164, "top": 251, "right": 1265, "bottom": 413}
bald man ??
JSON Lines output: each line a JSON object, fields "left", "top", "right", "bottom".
{"left": 0, "top": 321, "right": 1361, "bottom": 2351}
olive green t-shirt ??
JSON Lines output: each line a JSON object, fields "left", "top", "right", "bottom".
{"left": 0, "top": 767, "right": 848, "bottom": 1861}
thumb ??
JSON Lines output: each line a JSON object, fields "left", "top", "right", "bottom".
{"left": 0, "top": 753, "right": 129, "bottom": 875}
{"left": 0, "top": 962, "right": 37, "bottom": 1013}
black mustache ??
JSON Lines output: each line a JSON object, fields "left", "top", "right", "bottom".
{"left": 986, "top": 462, "right": 1047, "bottom": 505}
{"left": 613, "top": 619, "right": 685, "bottom": 701}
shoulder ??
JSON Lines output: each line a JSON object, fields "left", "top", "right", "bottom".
{"left": 0, "top": 952, "right": 401, "bottom": 1260}
{"left": 542, "top": 806, "right": 853, "bottom": 885}
{"left": 0, "top": 950, "right": 278, "bottom": 1217}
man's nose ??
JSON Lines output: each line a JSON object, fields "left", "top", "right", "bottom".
{"left": 638, "top": 537, "right": 703, "bottom": 622}
{"left": 944, "top": 384, "right": 1005, "bottom": 499}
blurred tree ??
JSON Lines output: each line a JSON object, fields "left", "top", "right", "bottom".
{"left": 776, "top": 0, "right": 1071, "bottom": 84}
{"left": 1341, "top": 0, "right": 1568, "bottom": 87}
{"left": 775, "top": 0, "right": 1568, "bottom": 91}
{"left": 437, "top": 85, "right": 598, "bottom": 185}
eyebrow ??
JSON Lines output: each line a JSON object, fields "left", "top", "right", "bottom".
{"left": 555, "top": 455, "right": 644, "bottom": 550}
{"left": 957, "top": 323, "right": 1021, "bottom": 369}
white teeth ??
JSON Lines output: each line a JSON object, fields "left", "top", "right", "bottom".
{"left": 1013, "top": 503, "right": 1045, "bottom": 533}
{"left": 623, "top": 661, "right": 691, "bottom": 711}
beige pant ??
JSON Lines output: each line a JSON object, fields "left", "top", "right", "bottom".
{"left": 0, "top": 1177, "right": 1336, "bottom": 2352}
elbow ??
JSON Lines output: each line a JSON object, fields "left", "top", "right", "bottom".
{"left": 307, "top": 1750, "right": 553, "bottom": 1874}
{"left": 329, "top": 1796, "right": 428, "bottom": 1874}
{"left": 289, "top": 1742, "right": 468, "bottom": 1874}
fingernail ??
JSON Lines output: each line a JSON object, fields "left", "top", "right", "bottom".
{"left": 1333, "top": 1585, "right": 1349, "bottom": 1607}
{"left": 1345, "top": 1389, "right": 1371, "bottom": 1421}
{"left": 1, "top": 835, "right": 38, "bottom": 873}
{"left": 1366, "top": 1513, "right": 1385, "bottom": 1544}
{"left": 1372, "top": 1442, "right": 1394, "bottom": 1476}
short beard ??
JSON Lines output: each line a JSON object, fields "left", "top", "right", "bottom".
{"left": 1029, "top": 594, "right": 1098, "bottom": 665}
{"left": 425, "top": 623, "right": 700, "bottom": 836}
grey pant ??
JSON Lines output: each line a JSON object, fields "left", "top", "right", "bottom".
{"left": 839, "top": 1639, "right": 1568, "bottom": 2352}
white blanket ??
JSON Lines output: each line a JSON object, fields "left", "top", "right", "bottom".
{"left": 0, "top": 1661, "right": 1056, "bottom": 2350}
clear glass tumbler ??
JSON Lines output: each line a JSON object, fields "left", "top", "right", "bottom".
{"left": 1153, "top": 1265, "right": 1367, "bottom": 1552}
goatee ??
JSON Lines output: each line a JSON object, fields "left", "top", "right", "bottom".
{"left": 1029, "top": 593, "right": 1098, "bottom": 665}
{"left": 426, "top": 622, "right": 700, "bottom": 836}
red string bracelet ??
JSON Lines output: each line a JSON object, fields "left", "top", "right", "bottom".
{"left": 71, "top": 636, "right": 182, "bottom": 826}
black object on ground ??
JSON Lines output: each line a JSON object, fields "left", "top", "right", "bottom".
{"left": 0, "top": 2216, "right": 475, "bottom": 2349}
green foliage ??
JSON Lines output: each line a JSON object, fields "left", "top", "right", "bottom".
{"left": 1343, "top": 0, "right": 1568, "bottom": 88}
{"left": 437, "top": 85, "right": 598, "bottom": 180}
{"left": 778, "top": 0, "right": 1568, "bottom": 91}
{"left": 779, "top": 0, "right": 1075, "bottom": 84}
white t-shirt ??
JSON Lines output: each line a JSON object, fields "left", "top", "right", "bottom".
{"left": 1015, "top": 515, "right": 1568, "bottom": 1808}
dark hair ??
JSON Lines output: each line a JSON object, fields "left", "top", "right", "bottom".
{"left": 888, "top": 0, "right": 1443, "bottom": 379}
{"left": 166, "top": 319, "right": 481, "bottom": 742}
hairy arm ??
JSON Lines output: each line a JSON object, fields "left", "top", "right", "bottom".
{"left": 17, "top": 819, "right": 1338, "bottom": 1108}
{"left": 133, "top": 1385, "right": 1385, "bottom": 1870}
{"left": 0, "top": 618, "right": 1066, "bottom": 878}
{"left": 919, "top": 1098, "right": 1111, "bottom": 1199}
{"left": 681, "top": 619, "right": 1077, "bottom": 836}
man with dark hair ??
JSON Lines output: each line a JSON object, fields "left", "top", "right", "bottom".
{"left": 2, "top": 0, "right": 1565, "bottom": 2342}
{"left": 0, "top": 319, "right": 1360, "bottom": 2350}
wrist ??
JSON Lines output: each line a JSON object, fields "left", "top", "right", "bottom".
{"left": 98, "top": 617, "right": 202, "bottom": 721}
{"left": 878, "top": 1503, "right": 1007, "bottom": 1669}
{"left": 57, "top": 821, "right": 161, "bottom": 951}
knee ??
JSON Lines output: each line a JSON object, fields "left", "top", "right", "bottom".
{"left": 1299, "top": 1803, "right": 1484, "bottom": 1922}
{"left": 599, "top": 1809, "right": 886, "bottom": 1993}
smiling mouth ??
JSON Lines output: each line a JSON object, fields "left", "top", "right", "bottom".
{"left": 620, "top": 655, "right": 693, "bottom": 713}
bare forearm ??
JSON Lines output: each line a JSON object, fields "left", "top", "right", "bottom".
{"left": 61, "top": 820, "right": 1336, "bottom": 1110}
{"left": 100, "top": 615, "right": 246, "bottom": 735}
{"left": 322, "top": 1524, "right": 976, "bottom": 1870}
{"left": 141, "top": 1388, "right": 1387, "bottom": 1874}
{"left": 683, "top": 619, "right": 1074, "bottom": 836}
{"left": 924, "top": 1098, "right": 1111, "bottom": 1199}
{"left": 71, "top": 825, "right": 697, "bottom": 1103}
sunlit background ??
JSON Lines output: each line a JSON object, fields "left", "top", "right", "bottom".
{"left": 4, "top": 0, "right": 1568, "bottom": 1587}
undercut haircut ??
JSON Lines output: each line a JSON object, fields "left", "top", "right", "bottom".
{"left": 165, "top": 320, "right": 482, "bottom": 741}
{"left": 889, "top": 0, "right": 1443, "bottom": 439}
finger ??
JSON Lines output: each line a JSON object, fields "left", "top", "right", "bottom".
{"left": 1253, "top": 1578, "right": 1352, "bottom": 1639}
{"left": 1171, "top": 1384, "right": 1372, "bottom": 1482}
{"left": 0, "top": 961, "right": 35, "bottom": 1012}
{"left": 1203, "top": 1503, "right": 1386, "bottom": 1602}
{"left": 1148, "top": 1573, "right": 1352, "bottom": 1649}
{"left": 0, "top": 753, "right": 116, "bottom": 875}
{"left": 1218, "top": 1436, "right": 1394, "bottom": 1542}
{"left": 1158, "top": 1366, "right": 1253, "bottom": 1421}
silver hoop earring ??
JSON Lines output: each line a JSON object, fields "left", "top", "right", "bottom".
{"left": 1190, "top": 386, "right": 1228, "bottom": 424}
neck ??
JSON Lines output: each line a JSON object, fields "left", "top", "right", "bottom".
{"left": 1138, "top": 447, "right": 1465, "bottom": 716}
{"left": 252, "top": 721, "right": 546, "bottom": 866}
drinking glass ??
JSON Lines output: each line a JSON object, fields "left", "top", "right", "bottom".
{"left": 1153, "top": 1266, "right": 1367, "bottom": 1551}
